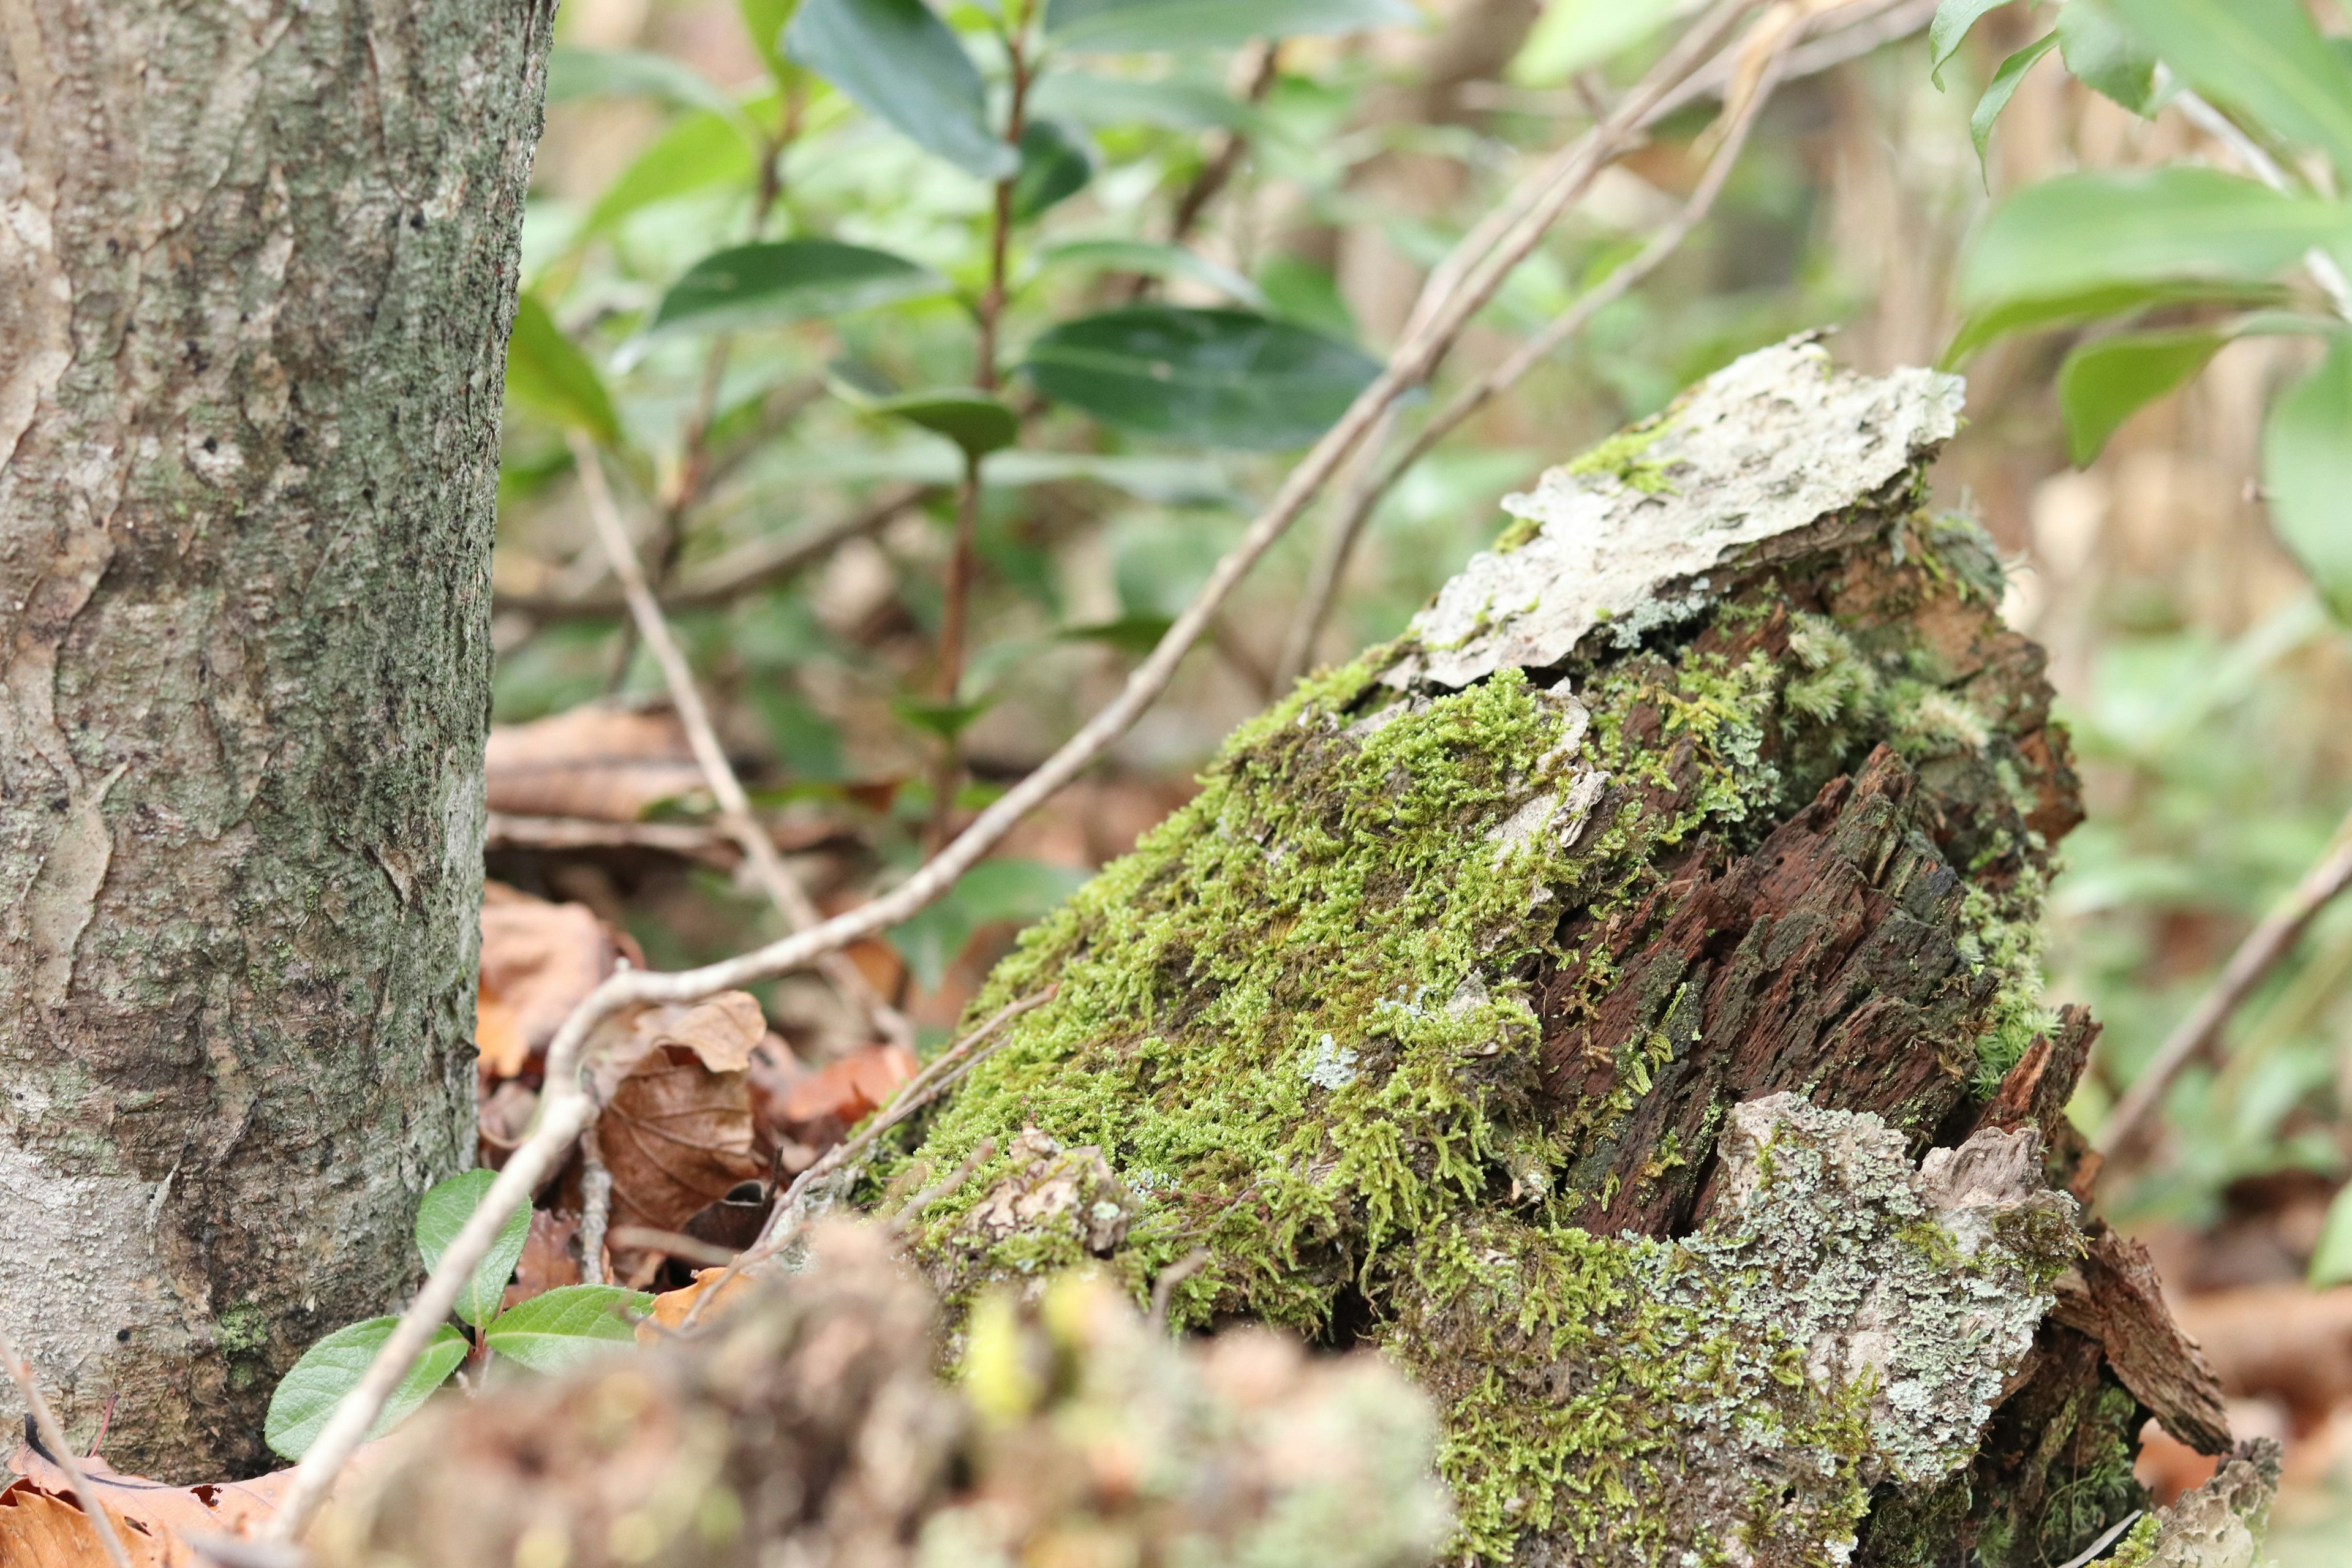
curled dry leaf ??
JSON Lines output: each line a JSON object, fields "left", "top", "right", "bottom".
{"left": 595, "top": 992, "right": 771, "bottom": 1253}
{"left": 484, "top": 703, "right": 704, "bottom": 822}
{"left": 770, "top": 1043, "right": 918, "bottom": 1155}
{"left": 503, "top": 1208, "right": 584, "bottom": 1312}
{"left": 2, "top": 1446, "right": 291, "bottom": 1567}
{"left": 477, "top": 883, "right": 635, "bottom": 1080}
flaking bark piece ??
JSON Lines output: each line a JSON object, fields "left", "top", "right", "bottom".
{"left": 924, "top": 1129, "right": 1137, "bottom": 1302}
{"left": 2051, "top": 1223, "right": 2233, "bottom": 1456}
{"left": 1385, "top": 336, "right": 1965, "bottom": 690}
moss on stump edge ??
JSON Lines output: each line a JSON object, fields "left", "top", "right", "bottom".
{"left": 890, "top": 338, "right": 2241, "bottom": 1566}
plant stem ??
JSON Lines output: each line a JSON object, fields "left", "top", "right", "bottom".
{"left": 973, "top": 36, "right": 1031, "bottom": 390}
{"left": 927, "top": 450, "right": 986, "bottom": 851}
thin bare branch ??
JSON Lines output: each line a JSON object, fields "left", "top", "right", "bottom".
{"left": 484, "top": 812, "right": 736, "bottom": 865}
{"left": 579, "top": 1126, "right": 612, "bottom": 1286}
{"left": 0, "top": 1322, "right": 134, "bottom": 1568}
{"left": 607, "top": 1225, "right": 740, "bottom": 1269}
{"left": 2095, "top": 807, "right": 2352, "bottom": 1164}
{"left": 570, "top": 431, "right": 910, "bottom": 1048}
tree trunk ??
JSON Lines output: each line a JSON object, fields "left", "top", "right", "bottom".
{"left": 898, "top": 338, "right": 2255, "bottom": 1564}
{"left": 0, "top": 0, "right": 548, "bottom": 1479}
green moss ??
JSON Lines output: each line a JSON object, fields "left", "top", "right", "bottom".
{"left": 2106, "top": 1512, "right": 2163, "bottom": 1568}
{"left": 1561, "top": 417, "right": 1675, "bottom": 496}
{"left": 217, "top": 1302, "right": 270, "bottom": 1357}
{"left": 1491, "top": 513, "right": 1542, "bottom": 554}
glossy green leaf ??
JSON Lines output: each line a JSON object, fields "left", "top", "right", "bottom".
{"left": 1930, "top": 0, "right": 2014, "bottom": 89}
{"left": 1057, "top": 612, "right": 1172, "bottom": 655}
{"left": 1509, "top": 0, "right": 1677, "bottom": 87}
{"left": 1943, "top": 277, "right": 2286, "bottom": 367}
{"left": 2264, "top": 333, "right": 2352, "bottom": 621}
{"left": 483, "top": 1285, "right": 653, "bottom": 1373}
{"left": 505, "top": 295, "right": 621, "bottom": 448}
{"left": 1027, "top": 70, "right": 1247, "bottom": 131}
{"left": 264, "top": 1319, "right": 468, "bottom": 1460}
{"left": 739, "top": 0, "right": 804, "bottom": 79}
{"left": 1958, "top": 168, "right": 2352, "bottom": 312}
{"left": 886, "top": 858, "right": 1090, "bottom": 990}
{"left": 2057, "top": 328, "right": 2228, "bottom": 466}
{"left": 546, "top": 47, "right": 741, "bottom": 117}
{"left": 1045, "top": 0, "right": 1414, "bottom": 53}
{"left": 2055, "top": 2, "right": 2160, "bottom": 115}
{"left": 2111, "top": 0, "right": 2352, "bottom": 178}
{"left": 1011, "top": 119, "right": 1098, "bottom": 222}
{"left": 1030, "top": 238, "right": 1268, "bottom": 308}
{"left": 1970, "top": 32, "right": 2058, "bottom": 178}
{"left": 579, "top": 109, "right": 761, "bottom": 241}
{"left": 786, "top": 0, "right": 1016, "bottom": 179}
{"left": 848, "top": 385, "right": 1020, "bottom": 458}
{"left": 892, "top": 695, "right": 994, "bottom": 745}
{"left": 649, "top": 239, "right": 948, "bottom": 334}
{"left": 1020, "top": 306, "right": 1380, "bottom": 450}
{"left": 415, "top": 1169, "right": 533, "bottom": 1329}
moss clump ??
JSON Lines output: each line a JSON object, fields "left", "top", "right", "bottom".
{"left": 901, "top": 519, "right": 2078, "bottom": 1563}
{"left": 1561, "top": 416, "right": 1675, "bottom": 496}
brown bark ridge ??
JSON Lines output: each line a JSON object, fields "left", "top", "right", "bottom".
{"left": 0, "top": 0, "right": 551, "bottom": 1477}
{"left": 892, "top": 337, "right": 2247, "bottom": 1564}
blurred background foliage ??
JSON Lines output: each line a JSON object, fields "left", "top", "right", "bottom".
{"left": 484, "top": 0, "right": 2352, "bottom": 1542}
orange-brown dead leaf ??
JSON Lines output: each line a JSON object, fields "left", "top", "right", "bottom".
{"left": 779, "top": 1043, "right": 918, "bottom": 1133}
{"left": 504, "top": 1208, "right": 583, "bottom": 1311}
{"left": 635, "top": 1267, "right": 760, "bottom": 1346}
{"left": 484, "top": 704, "right": 706, "bottom": 822}
{"left": 477, "top": 884, "right": 635, "bottom": 1080}
{"left": 2, "top": 1447, "right": 293, "bottom": 1567}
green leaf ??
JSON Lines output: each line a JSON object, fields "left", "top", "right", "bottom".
{"left": 2111, "top": 0, "right": 2352, "bottom": 179}
{"left": 1011, "top": 119, "right": 1098, "bottom": 222}
{"left": 886, "top": 859, "right": 1090, "bottom": 990}
{"left": 2264, "top": 333, "right": 2352, "bottom": 620}
{"left": 2056, "top": 328, "right": 2228, "bottom": 466}
{"left": 1057, "top": 611, "right": 1172, "bottom": 654}
{"left": 840, "top": 380, "right": 1020, "bottom": 458}
{"left": 1027, "top": 70, "right": 1248, "bottom": 131}
{"left": 1256, "top": 252, "right": 1357, "bottom": 341}
{"left": 546, "top": 47, "right": 741, "bottom": 118}
{"left": 578, "top": 108, "right": 761, "bottom": 242}
{"left": 505, "top": 295, "right": 622, "bottom": 448}
{"left": 891, "top": 694, "right": 995, "bottom": 744}
{"left": 265, "top": 1319, "right": 468, "bottom": 1460}
{"left": 1958, "top": 168, "right": 2352, "bottom": 312}
{"left": 786, "top": 0, "right": 1016, "bottom": 179}
{"left": 2055, "top": 2, "right": 2160, "bottom": 115}
{"left": 1943, "top": 277, "right": 2286, "bottom": 366}
{"left": 483, "top": 1285, "right": 652, "bottom": 1373}
{"left": 649, "top": 239, "right": 948, "bottom": 335}
{"left": 1045, "top": 0, "right": 1414, "bottom": 53}
{"left": 1030, "top": 238, "right": 1268, "bottom": 308}
{"left": 1970, "top": 32, "right": 2059, "bottom": 178}
{"left": 1020, "top": 306, "right": 1380, "bottom": 450}
{"left": 739, "top": 0, "right": 805, "bottom": 79}
{"left": 1930, "top": 0, "right": 2014, "bottom": 89}
{"left": 1508, "top": 0, "right": 1678, "bottom": 86}
{"left": 2314, "top": 1174, "right": 2352, "bottom": 1286}
{"left": 415, "top": 1169, "right": 534, "bottom": 1329}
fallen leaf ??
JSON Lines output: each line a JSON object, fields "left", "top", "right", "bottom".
{"left": 477, "top": 884, "right": 633, "bottom": 1080}
{"left": 600, "top": 1005, "right": 768, "bottom": 1245}
{"left": 504, "top": 1208, "right": 584, "bottom": 1311}
{"left": 484, "top": 704, "right": 705, "bottom": 822}
{"left": 775, "top": 1043, "right": 918, "bottom": 1148}
{"left": 635, "top": 1267, "right": 760, "bottom": 1346}
{"left": 588, "top": 992, "right": 769, "bottom": 1102}
{"left": 2, "top": 1447, "right": 293, "bottom": 1567}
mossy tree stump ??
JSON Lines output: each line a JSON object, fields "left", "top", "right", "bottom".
{"left": 899, "top": 339, "right": 2255, "bottom": 1566}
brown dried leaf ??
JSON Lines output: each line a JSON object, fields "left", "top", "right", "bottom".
{"left": 504, "top": 1208, "right": 583, "bottom": 1311}
{"left": 2, "top": 1448, "right": 293, "bottom": 1566}
{"left": 777, "top": 1044, "right": 917, "bottom": 1137}
{"left": 477, "top": 884, "right": 630, "bottom": 1080}
{"left": 484, "top": 705, "right": 704, "bottom": 822}
{"left": 602, "top": 1033, "right": 764, "bottom": 1239}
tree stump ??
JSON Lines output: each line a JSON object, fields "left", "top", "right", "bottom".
{"left": 897, "top": 337, "right": 2256, "bottom": 1566}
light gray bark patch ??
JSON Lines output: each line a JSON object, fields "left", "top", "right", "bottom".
{"left": 1382, "top": 336, "right": 1966, "bottom": 690}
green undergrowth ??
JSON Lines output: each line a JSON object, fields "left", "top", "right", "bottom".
{"left": 896, "top": 518, "right": 2068, "bottom": 1562}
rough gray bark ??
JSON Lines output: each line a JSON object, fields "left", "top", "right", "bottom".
{"left": 0, "top": 0, "right": 550, "bottom": 1479}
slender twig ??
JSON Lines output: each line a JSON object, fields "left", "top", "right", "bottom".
{"left": 1274, "top": 403, "right": 1398, "bottom": 690}
{"left": 496, "top": 482, "right": 932, "bottom": 621}
{"left": 0, "top": 1322, "right": 133, "bottom": 1568}
{"left": 263, "top": 9, "right": 1767, "bottom": 1532}
{"left": 578, "top": 1126, "right": 612, "bottom": 1286}
{"left": 1148, "top": 1246, "right": 1213, "bottom": 1329}
{"left": 571, "top": 431, "right": 910, "bottom": 1047}
{"left": 973, "top": 28, "right": 1033, "bottom": 391}
{"left": 926, "top": 449, "right": 987, "bottom": 853}
{"left": 1166, "top": 42, "right": 1281, "bottom": 247}
{"left": 484, "top": 812, "right": 736, "bottom": 864}
{"left": 2095, "top": 807, "right": 2352, "bottom": 1163}
{"left": 1285, "top": 10, "right": 1802, "bottom": 662}
{"left": 608, "top": 1226, "right": 739, "bottom": 1269}
{"left": 886, "top": 1135, "right": 998, "bottom": 1234}
{"left": 679, "top": 987, "right": 1055, "bottom": 1329}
